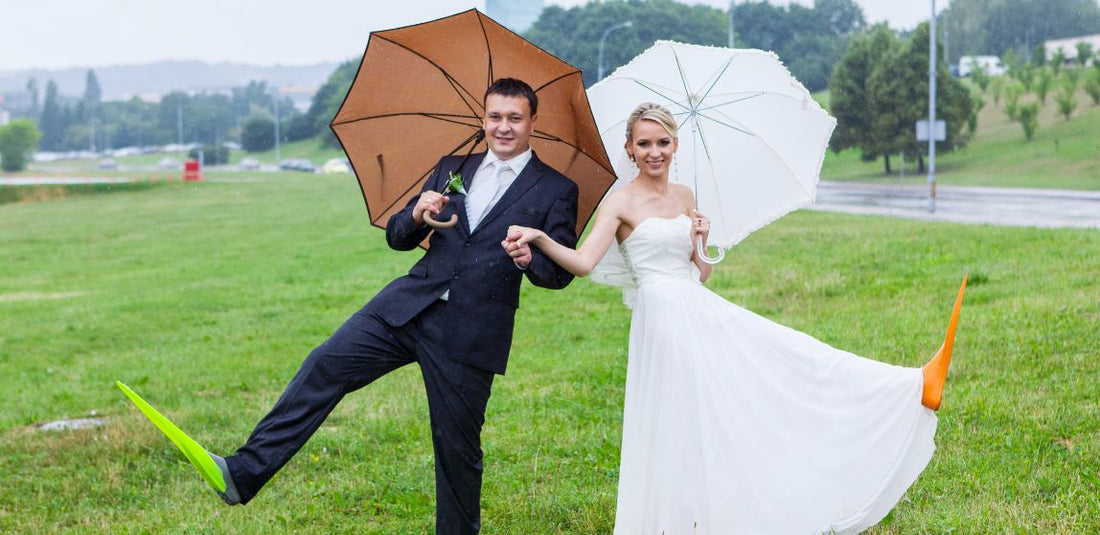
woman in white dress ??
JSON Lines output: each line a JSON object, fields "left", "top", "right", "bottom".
{"left": 502, "top": 103, "right": 966, "bottom": 534}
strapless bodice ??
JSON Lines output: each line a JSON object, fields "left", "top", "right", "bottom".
{"left": 619, "top": 214, "right": 697, "bottom": 286}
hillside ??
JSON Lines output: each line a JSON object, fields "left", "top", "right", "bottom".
{"left": 819, "top": 84, "right": 1100, "bottom": 191}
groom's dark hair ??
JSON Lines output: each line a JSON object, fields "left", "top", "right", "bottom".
{"left": 485, "top": 78, "right": 538, "bottom": 116}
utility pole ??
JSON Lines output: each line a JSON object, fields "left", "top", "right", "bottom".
{"left": 928, "top": 0, "right": 938, "bottom": 213}
{"left": 177, "top": 103, "right": 184, "bottom": 156}
{"left": 273, "top": 90, "right": 281, "bottom": 168}
{"left": 728, "top": 0, "right": 736, "bottom": 47}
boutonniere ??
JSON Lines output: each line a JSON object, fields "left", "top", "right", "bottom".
{"left": 446, "top": 171, "right": 467, "bottom": 195}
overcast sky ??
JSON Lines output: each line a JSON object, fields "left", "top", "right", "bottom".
{"left": 0, "top": 0, "right": 945, "bottom": 71}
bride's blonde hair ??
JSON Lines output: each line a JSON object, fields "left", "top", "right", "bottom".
{"left": 625, "top": 102, "right": 679, "bottom": 142}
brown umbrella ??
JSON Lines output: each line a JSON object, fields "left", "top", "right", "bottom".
{"left": 330, "top": 9, "right": 615, "bottom": 239}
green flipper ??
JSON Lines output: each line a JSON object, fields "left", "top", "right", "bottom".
{"left": 115, "top": 380, "right": 227, "bottom": 493}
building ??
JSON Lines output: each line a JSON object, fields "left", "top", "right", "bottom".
{"left": 486, "top": 0, "right": 543, "bottom": 34}
{"left": 1044, "top": 34, "right": 1100, "bottom": 66}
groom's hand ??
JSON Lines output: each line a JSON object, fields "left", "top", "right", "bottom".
{"left": 502, "top": 229, "right": 532, "bottom": 269}
{"left": 412, "top": 191, "right": 448, "bottom": 225}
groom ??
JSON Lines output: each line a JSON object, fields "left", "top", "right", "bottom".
{"left": 206, "top": 78, "right": 578, "bottom": 533}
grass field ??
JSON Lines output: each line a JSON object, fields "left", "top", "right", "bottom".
{"left": 1, "top": 173, "right": 1097, "bottom": 533}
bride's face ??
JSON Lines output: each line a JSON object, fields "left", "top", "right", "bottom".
{"left": 627, "top": 119, "right": 678, "bottom": 179}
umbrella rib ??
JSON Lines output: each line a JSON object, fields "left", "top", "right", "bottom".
{"left": 629, "top": 80, "right": 689, "bottom": 113}
{"left": 529, "top": 129, "right": 616, "bottom": 176}
{"left": 697, "top": 112, "right": 815, "bottom": 200}
{"left": 684, "top": 108, "right": 755, "bottom": 137}
{"left": 696, "top": 57, "right": 736, "bottom": 105}
{"left": 671, "top": 47, "right": 695, "bottom": 109}
{"left": 374, "top": 135, "right": 480, "bottom": 219}
{"left": 371, "top": 34, "right": 483, "bottom": 118}
{"left": 690, "top": 115, "right": 732, "bottom": 235}
{"left": 533, "top": 70, "right": 582, "bottom": 94}
{"left": 333, "top": 111, "right": 481, "bottom": 128}
{"left": 477, "top": 12, "right": 495, "bottom": 88}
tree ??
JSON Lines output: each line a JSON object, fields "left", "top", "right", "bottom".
{"left": 38, "top": 80, "right": 65, "bottom": 151}
{"left": 231, "top": 80, "right": 273, "bottom": 119}
{"left": 0, "top": 120, "right": 42, "bottom": 172}
{"left": 1054, "top": 80, "right": 1078, "bottom": 120}
{"left": 1003, "top": 83, "right": 1023, "bottom": 120}
{"left": 1077, "top": 42, "right": 1096, "bottom": 66}
{"left": 1084, "top": 70, "right": 1100, "bottom": 105}
{"left": 526, "top": 0, "right": 727, "bottom": 87}
{"left": 828, "top": 25, "right": 899, "bottom": 165}
{"left": 984, "top": 0, "right": 1100, "bottom": 59}
{"left": 865, "top": 23, "right": 973, "bottom": 173}
{"left": 241, "top": 113, "right": 275, "bottom": 152}
{"left": 941, "top": 0, "right": 995, "bottom": 66}
{"left": 25, "top": 78, "right": 40, "bottom": 118}
{"left": 83, "top": 69, "right": 102, "bottom": 105}
{"left": 1016, "top": 102, "right": 1039, "bottom": 140}
{"left": 308, "top": 60, "right": 357, "bottom": 147}
{"left": 1035, "top": 68, "right": 1054, "bottom": 104}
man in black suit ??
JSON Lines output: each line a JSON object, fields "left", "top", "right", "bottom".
{"left": 200, "top": 78, "right": 578, "bottom": 534}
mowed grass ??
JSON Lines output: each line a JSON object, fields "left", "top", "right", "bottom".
{"left": 821, "top": 85, "right": 1100, "bottom": 191}
{"left": 1, "top": 174, "right": 1098, "bottom": 533}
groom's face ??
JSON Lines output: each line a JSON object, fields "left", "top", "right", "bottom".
{"left": 483, "top": 94, "right": 536, "bottom": 161}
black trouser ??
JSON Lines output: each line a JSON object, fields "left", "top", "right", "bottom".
{"left": 225, "top": 300, "right": 494, "bottom": 535}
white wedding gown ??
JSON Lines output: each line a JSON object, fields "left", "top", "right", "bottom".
{"left": 610, "top": 214, "right": 938, "bottom": 535}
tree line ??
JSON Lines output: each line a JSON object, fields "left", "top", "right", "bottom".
{"left": 4, "top": 61, "right": 358, "bottom": 156}
{"left": 525, "top": 0, "right": 865, "bottom": 92}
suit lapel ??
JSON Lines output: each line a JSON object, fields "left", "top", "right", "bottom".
{"left": 451, "top": 153, "right": 486, "bottom": 236}
{"left": 473, "top": 152, "right": 545, "bottom": 233}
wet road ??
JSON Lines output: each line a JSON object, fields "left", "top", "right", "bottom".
{"left": 811, "top": 181, "right": 1100, "bottom": 230}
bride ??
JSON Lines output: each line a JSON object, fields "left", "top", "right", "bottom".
{"left": 502, "top": 103, "right": 966, "bottom": 534}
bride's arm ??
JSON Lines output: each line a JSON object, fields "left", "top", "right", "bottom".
{"left": 507, "top": 196, "right": 624, "bottom": 278}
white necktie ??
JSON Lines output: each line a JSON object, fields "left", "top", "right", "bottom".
{"left": 467, "top": 161, "right": 512, "bottom": 230}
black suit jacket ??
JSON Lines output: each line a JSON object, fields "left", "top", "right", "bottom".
{"left": 367, "top": 151, "right": 578, "bottom": 374}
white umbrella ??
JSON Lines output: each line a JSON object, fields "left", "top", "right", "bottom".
{"left": 587, "top": 40, "right": 836, "bottom": 263}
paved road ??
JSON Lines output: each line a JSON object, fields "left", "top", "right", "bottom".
{"left": 811, "top": 181, "right": 1100, "bottom": 230}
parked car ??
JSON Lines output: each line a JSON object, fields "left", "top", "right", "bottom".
{"left": 322, "top": 158, "right": 351, "bottom": 174}
{"left": 239, "top": 157, "right": 261, "bottom": 171}
{"left": 96, "top": 158, "right": 118, "bottom": 170}
{"left": 157, "top": 157, "right": 181, "bottom": 170}
{"left": 279, "top": 159, "right": 316, "bottom": 173}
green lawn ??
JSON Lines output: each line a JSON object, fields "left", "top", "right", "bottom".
{"left": 820, "top": 85, "right": 1100, "bottom": 191}
{"left": 1, "top": 175, "right": 1097, "bottom": 533}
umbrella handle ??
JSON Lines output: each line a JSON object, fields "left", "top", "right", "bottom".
{"left": 696, "top": 239, "right": 725, "bottom": 265}
{"left": 424, "top": 212, "right": 459, "bottom": 228}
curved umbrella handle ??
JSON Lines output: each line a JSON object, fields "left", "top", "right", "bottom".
{"left": 696, "top": 239, "right": 725, "bottom": 265}
{"left": 424, "top": 212, "right": 459, "bottom": 228}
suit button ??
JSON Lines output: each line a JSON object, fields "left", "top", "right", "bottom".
{"left": 464, "top": 242, "right": 471, "bottom": 247}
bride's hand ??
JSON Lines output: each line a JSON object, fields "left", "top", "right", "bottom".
{"left": 690, "top": 209, "right": 711, "bottom": 243}
{"left": 505, "top": 225, "right": 545, "bottom": 246}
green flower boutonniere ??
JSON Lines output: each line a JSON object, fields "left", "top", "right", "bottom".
{"left": 446, "top": 171, "right": 467, "bottom": 195}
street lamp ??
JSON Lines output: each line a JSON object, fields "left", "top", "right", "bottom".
{"left": 598, "top": 20, "right": 633, "bottom": 81}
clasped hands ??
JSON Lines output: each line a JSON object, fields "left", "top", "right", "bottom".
{"left": 502, "top": 225, "right": 543, "bottom": 269}
{"left": 413, "top": 191, "right": 535, "bottom": 268}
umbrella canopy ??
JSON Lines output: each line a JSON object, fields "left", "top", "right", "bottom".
{"left": 587, "top": 41, "right": 836, "bottom": 261}
{"left": 331, "top": 9, "right": 615, "bottom": 238}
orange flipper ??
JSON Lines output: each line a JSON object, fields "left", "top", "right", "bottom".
{"left": 922, "top": 274, "right": 968, "bottom": 411}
